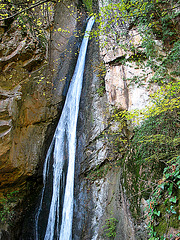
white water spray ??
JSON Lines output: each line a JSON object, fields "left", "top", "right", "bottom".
{"left": 35, "top": 17, "right": 94, "bottom": 240}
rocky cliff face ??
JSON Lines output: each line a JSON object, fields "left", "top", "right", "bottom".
{"left": 0, "top": 0, "right": 82, "bottom": 238}
{"left": 0, "top": 0, "right": 174, "bottom": 239}
{"left": 0, "top": 0, "right": 146, "bottom": 238}
{"left": 73, "top": 33, "right": 137, "bottom": 240}
{"left": 73, "top": 0, "right": 155, "bottom": 239}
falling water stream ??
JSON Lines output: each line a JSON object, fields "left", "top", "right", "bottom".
{"left": 35, "top": 17, "right": 94, "bottom": 240}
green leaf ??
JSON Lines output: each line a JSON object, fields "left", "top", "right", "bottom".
{"left": 168, "top": 183, "right": 173, "bottom": 196}
{"left": 169, "top": 196, "right": 177, "bottom": 203}
{"left": 170, "top": 206, "right": 176, "bottom": 214}
{"left": 154, "top": 209, "right": 161, "bottom": 216}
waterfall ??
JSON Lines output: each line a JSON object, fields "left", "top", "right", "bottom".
{"left": 35, "top": 17, "right": 94, "bottom": 240}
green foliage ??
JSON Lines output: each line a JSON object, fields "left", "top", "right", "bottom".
{"left": 93, "top": 62, "right": 106, "bottom": 97}
{"left": 146, "top": 157, "right": 180, "bottom": 239}
{"left": 96, "top": 81, "right": 106, "bottom": 97}
{"left": 129, "top": 110, "right": 180, "bottom": 165}
{"left": 0, "top": 190, "right": 19, "bottom": 223}
{"left": 82, "top": 0, "right": 93, "bottom": 13}
{"left": 112, "top": 80, "right": 180, "bottom": 231}
{"left": 103, "top": 217, "right": 118, "bottom": 239}
{"left": 120, "top": 80, "right": 180, "bottom": 124}
{"left": 112, "top": 80, "right": 180, "bottom": 166}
